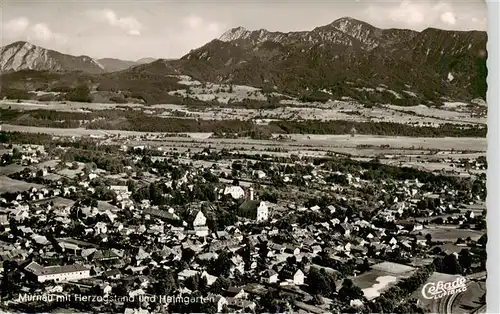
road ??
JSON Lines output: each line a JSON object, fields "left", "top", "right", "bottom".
{"left": 443, "top": 273, "right": 487, "bottom": 314}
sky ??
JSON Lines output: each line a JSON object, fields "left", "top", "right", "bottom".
{"left": 1, "top": 0, "right": 488, "bottom": 61}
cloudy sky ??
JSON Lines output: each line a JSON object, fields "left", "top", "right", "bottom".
{"left": 1, "top": 0, "right": 487, "bottom": 60}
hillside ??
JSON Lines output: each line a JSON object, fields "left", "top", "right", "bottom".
{"left": 136, "top": 57, "right": 158, "bottom": 64}
{"left": 98, "top": 57, "right": 161, "bottom": 72}
{"left": 0, "top": 41, "right": 105, "bottom": 74}
{"left": 0, "top": 18, "right": 487, "bottom": 105}
{"left": 169, "top": 17, "right": 487, "bottom": 103}
{"left": 97, "top": 58, "right": 138, "bottom": 72}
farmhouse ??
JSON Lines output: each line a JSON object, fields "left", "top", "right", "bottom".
{"left": 261, "top": 269, "right": 279, "bottom": 284}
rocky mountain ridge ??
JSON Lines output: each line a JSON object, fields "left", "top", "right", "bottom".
{"left": 0, "top": 41, "right": 105, "bottom": 74}
{"left": 0, "top": 41, "right": 160, "bottom": 73}
{"left": 174, "top": 17, "right": 487, "bottom": 102}
{"left": 218, "top": 17, "right": 419, "bottom": 50}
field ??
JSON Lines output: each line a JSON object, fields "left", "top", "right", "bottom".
{"left": 343, "top": 262, "right": 416, "bottom": 300}
{"left": 384, "top": 160, "right": 485, "bottom": 175}
{"left": 383, "top": 104, "right": 484, "bottom": 125}
{"left": 0, "top": 176, "right": 42, "bottom": 193}
{"left": 0, "top": 94, "right": 486, "bottom": 128}
{"left": 0, "top": 124, "right": 487, "bottom": 153}
{"left": 0, "top": 164, "right": 25, "bottom": 176}
{"left": 32, "top": 196, "right": 75, "bottom": 208}
{"left": 415, "top": 227, "right": 484, "bottom": 242}
{"left": 370, "top": 261, "right": 417, "bottom": 274}
{"left": 432, "top": 243, "right": 475, "bottom": 254}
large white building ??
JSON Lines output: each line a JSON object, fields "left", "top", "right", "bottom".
{"left": 24, "top": 262, "right": 91, "bottom": 283}
{"left": 256, "top": 202, "right": 269, "bottom": 222}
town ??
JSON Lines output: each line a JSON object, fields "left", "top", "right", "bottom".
{"left": 0, "top": 130, "right": 487, "bottom": 314}
{"left": 0, "top": 2, "right": 490, "bottom": 313}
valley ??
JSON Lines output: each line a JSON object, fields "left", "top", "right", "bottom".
{"left": 0, "top": 9, "right": 488, "bottom": 314}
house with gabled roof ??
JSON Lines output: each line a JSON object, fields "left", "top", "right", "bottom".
{"left": 261, "top": 269, "right": 278, "bottom": 284}
{"left": 225, "top": 287, "right": 248, "bottom": 299}
{"left": 187, "top": 209, "right": 207, "bottom": 228}
{"left": 24, "top": 261, "right": 91, "bottom": 283}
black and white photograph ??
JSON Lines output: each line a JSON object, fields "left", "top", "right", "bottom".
{"left": 0, "top": 0, "right": 490, "bottom": 313}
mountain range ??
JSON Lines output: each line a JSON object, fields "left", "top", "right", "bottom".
{"left": 0, "top": 41, "right": 105, "bottom": 74}
{"left": 172, "top": 17, "right": 487, "bottom": 102}
{"left": 96, "top": 57, "right": 159, "bottom": 72}
{"left": 0, "top": 41, "right": 158, "bottom": 73}
{"left": 0, "top": 17, "right": 488, "bottom": 104}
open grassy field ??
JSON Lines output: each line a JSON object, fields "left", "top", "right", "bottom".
{"left": 0, "top": 176, "right": 42, "bottom": 193}
{"left": 362, "top": 275, "right": 398, "bottom": 299}
{"left": 384, "top": 104, "right": 485, "bottom": 125}
{"left": 285, "top": 135, "right": 486, "bottom": 151}
{"left": 370, "top": 261, "right": 417, "bottom": 274}
{"left": 416, "top": 227, "right": 484, "bottom": 242}
{"left": 32, "top": 196, "right": 75, "bottom": 208}
{"left": 432, "top": 243, "right": 474, "bottom": 254}
{"left": 342, "top": 262, "right": 416, "bottom": 300}
{"left": 0, "top": 95, "right": 486, "bottom": 127}
{"left": 0, "top": 164, "right": 26, "bottom": 176}
{"left": 0, "top": 100, "right": 143, "bottom": 111}
{"left": 0, "top": 124, "right": 487, "bottom": 152}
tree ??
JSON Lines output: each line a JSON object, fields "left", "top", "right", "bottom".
{"left": 286, "top": 255, "right": 297, "bottom": 266}
{"left": 211, "top": 277, "right": 231, "bottom": 294}
{"left": 127, "top": 180, "right": 137, "bottom": 192}
{"left": 185, "top": 274, "right": 200, "bottom": 291}
{"left": 458, "top": 249, "right": 473, "bottom": 271}
{"left": 12, "top": 147, "right": 21, "bottom": 159}
{"left": 338, "top": 279, "right": 363, "bottom": 302}
{"left": 371, "top": 295, "right": 395, "bottom": 313}
{"left": 242, "top": 237, "right": 254, "bottom": 271}
{"left": 1, "top": 260, "right": 21, "bottom": 297}
{"left": 66, "top": 85, "right": 92, "bottom": 102}
{"left": 306, "top": 268, "right": 336, "bottom": 297}
{"left": 442, "top": 254, "right": 463, "bottom": 275}
{"left": 478, "top": 234, "right": 487, "bottom": 247}
{"left": 212, "top": 251, "right": 232, "bottom": 277}
{"left": 425, "top": 233, "right": 432, "bottom": 243}
{"left": 260, "top": 290, "right": 286, "bottom": 313}
{"left": 181, "top": 248, "right": 196, "bottom": 264}
{"left": 198, "top": 275, "right": 208, "bottom": 293}
{"left": 113, "top": 283, "right": 128, "bottom": 296}
{"left": 153, "top": 269, "right": 177, "bottom": 295}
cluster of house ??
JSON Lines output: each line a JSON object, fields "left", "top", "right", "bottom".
{"left": 0, "top": 142, "right": 486, "bottom": 314}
